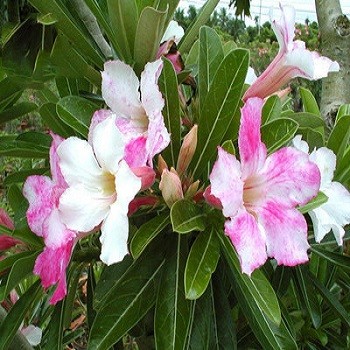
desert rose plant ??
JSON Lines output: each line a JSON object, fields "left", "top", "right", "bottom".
{"left": 1, "top": 1, "right": 350, "bottom": 349}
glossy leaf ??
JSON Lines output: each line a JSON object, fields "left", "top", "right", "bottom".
{"left": 192, "top": 49, "right": 248, "bottom": 178}
{"left": 185, "top": 228, "right": 220, "bottom": 300}
{"left": 336, "top": 104, "right": 350, "bottom": 122}
{"left": 154, "top": 235, "right": 193, "bottom": 350}
{"left": 171, "top": 200, "right": 206, "bottom": 234}
{"left": 130, "top": 212, "right": 170, "bottom": 259}
{"left": 300, "top": 87, "right": 321, "bottom": 116}
{"left": 4, "top": 168, "right": 49, "bottom": 186}
{"left": 327, "top": 115, "right": 350, "bottom": 160}
{"left": 0, "top": 102, "right": 37, "bottom": 123}
{"left": 159, "top": 57, "right": 182, "bottom": 165}
{"left": 262, "top": 95, "right": 282, "bottom": 124}
{"left": 311, "top": 247, "right": 350, "bottom": 270}
{"left": 261, "top": 118, "right": 298, "bottom": 153}
{"left": 281, "top": 111, "right": 325, "bottom": 129}
{"left": 56, "top": 96, "right": 98, "bottom": 138}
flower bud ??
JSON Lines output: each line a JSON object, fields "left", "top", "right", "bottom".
{"left": 159, "top": 168, "right": 184, "bottom": 207}
{"left": 176, "top": 125, "right": 198, "bottom": 176}
{"left": 203, "top": 186, "right": 223, "bottom": 210}
{"left": 132, "top": 166, "right": 156, "bottom": 190}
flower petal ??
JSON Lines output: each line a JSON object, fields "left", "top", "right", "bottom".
{"left": 291, "top": 134, "right": 310, "bottom": 154}
{"left": 210, "top": 147, "right": 243, "bottom": 218}
{"left": 91, "top": 114, "right": 125, "bottom": 174}
{"left": 262, "top": 147, "right": 320, "bottom": 207}
{"left": 57, "top": 137, "right": 103, "bottom": 188}
{"left": 101, "top": 60, "right": 143, "bottom": 118}
{"left": 239, "top": 98, "right": 267, "bottom": 179}
{"left": 225, "top": 208, "right": 267, "bottom": 275}
{"left": 310, "top": 181, "right": 350, "bottom": 244}
{"left": 49, "top": 132, "right": 67, "bottom": 188}
{"left": 34, "top": 239, "right": 74, "bottom": 304}
{"left": 259, "top": 201, "right": 309, "bottom": 266}
{"left": 23, "top": 176, "right": 58, "bottom": 237}
{"left": 88, "top": 109, "right": 114, "bottom": 144}
{"left": 124, "top": 135, "right": 148, "bottom": 168}
{"left": 161, "top": 20, "right": 184, "bottom": 43}
{"left": 59, "top": 184, "right": 111, "bottom": 232}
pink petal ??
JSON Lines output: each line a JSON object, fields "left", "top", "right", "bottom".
{"left": 49, "top": 132, "right": 67, "bottom": 188}
{"left": 0, "top": 207, "right": 14, "bottom": 229}
{"left": 203, "top": 186, "right": 223, "bottom": 210}
{"left": 132, "top": 166, "right": 156, "bottom": 190}
{"left": 34, "top": 239, "right": 74, "bottom": 304}
{"left": 239, "top": 98, "right": 267, "bottom": 179}
{"left": 210, "top": 147, "right": 243, "bottom": 218}
{"left": 101, "top": 60, "right": 143, "bottom": 118}
{"left": 259, "top": 201, "right": 309, "bottom": 266}
{"left": 124, "top": 136, "right": 148, "bottom": 168}
{"left": 225, "top": 208, "right": 267, "bottom": 275}
{"left": 23, "top": 176, "right": 60, "bottom": 237}
{"left": 261, "top": 147, "right": 320, "bottom": 208}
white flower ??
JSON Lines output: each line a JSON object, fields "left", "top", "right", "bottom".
{"left": 293, "top": 135, "right": 350, "bottom": 244}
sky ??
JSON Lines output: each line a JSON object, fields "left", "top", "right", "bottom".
{"left": 178, "top": 0, "right": 350, "bottom": 25}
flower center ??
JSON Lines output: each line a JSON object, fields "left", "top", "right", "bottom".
{"left": 243, "top": 174, "right": 266, "bottom": 209}
{"left": 101, "top": 171, "right": 116, "bottom": 196}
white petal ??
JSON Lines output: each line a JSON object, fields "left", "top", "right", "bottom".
{"left": 115, "top": 160, "right": 142, "bottom": 213}
{"left": 102, "top": 60, "right": 143, "bottom": 118}
{"left": 161, "top": 20, "right": 184, "bottom": 43}
{"left": 92, "top": 114, "right": 126, "bottom": 174}
{"left": 309, "top": 147, "right": 336, "bottom": 189}
{"left": 99, "top": 203, "right": 129, "bottom": 265}
{"left": 310, "top": 181, "right": 350, "bottom": 244}
{"left": 291, "top": 135, "right": 309, "bottom": 154}
{"left": 57, "top": 137, "right": 103, "bottom": 188}
{"left": 59, "top": 185, "right": 112, "bottom": 232}
{"left": 21, "top": 325, "right": 42, "bottom": 346}
{"left": 245, "top": 66, "right": 257, "bottom": 85}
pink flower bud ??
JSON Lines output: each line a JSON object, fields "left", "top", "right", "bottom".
{"left": 159, "top": 168, "right": 184, "bottom": 207}
{"left": 203, "top": 186, "right": 223, "bottom": 210}
{"left": 132, "top": 166, "right": 156, "bottom": 190}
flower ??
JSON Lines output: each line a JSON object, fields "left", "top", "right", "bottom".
{"left": 99, "top": 59, "right": 170, "bottom": 167}
{"left": 57, "top": 115, "right": 141, "bottom": 265}
{"left": 243, "top": 4, "right": 339, "bottom": 101}
{"left": 292, "top": 135, "right": 350, "bottom": 244}
{"left": 208, "top": 98, "right": 320, "bottom": 275}
{"left": 23, "top": 133, "right": 77, "bottom": 304}
{"left": 0, "top": 208, "right": 20, "bottom": 251}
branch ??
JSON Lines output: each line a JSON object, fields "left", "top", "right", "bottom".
{"left": 71, "top": 0, "right": 112, "bottom": 58}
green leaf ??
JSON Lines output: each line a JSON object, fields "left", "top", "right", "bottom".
{"left": 89, "top": 240, "right": 166, "bottom": 349}
{"left": 159, "top": 57, "right": 182, "bottom": 166}
{"left": 107, "top": 0, "right": 138, "bottom": 62}
{"left": 134, "top": 6, "right": 167, "bottom": 75}
{"left": 170, "top": 200, "right": 206, "bottom": 234}
{"left": 217, "top": 232, "right": 295, "bottom": 350}
{"left": 0, "top": 251, "right": 40, "bottom": 301}
{"left": 336, "top": 104, "right": 350, "bottom": 122}
{"left": 4, "top": 168, "right": 49, "bottom": 186}
{"left": 261, "top": 118, "right": 298, "bottom": 153}
{"left": 262, "top": 95, "right": 282, "bottom": 124}
{"left": 311, "top": 247, "right": 350, "bottom": 270}
{"left": 281, "top": 112, "right": 325, "bottom": 129}
{"left": 198, "top": 26, "right": 224, "bottom": 109}
{"left": 300, "top": 87, "right": 321, "bottom": 116}
{"left": 0, "top": 251, "right": 37, "bottom": 275}
{"left": 0, "top": 137, "right": 49, "bottom": 158}
{"left": 0, "top": 102, "right": 37, "bottom": 123}
{"left": 130, "top": 212, "right": 170, "bottom": 259}
{"left": 154, "top": 235, "right": 193, "bottom": 350}
{"left": 327, "top": 115, "right": 350, "bottom": 160}
{"left": 0, "top": 78, "right": 22, "bottom": 112}
{"left": 0, "top": 281, "right": 41, "bottom": 350}
{"left": 334, "top": 146, "right": 350, "bottom": 183}
{"left": 298, "top": 191, "right": 328, "bottom": 214}
{"left": 56, "top": 96, "right": 98, "bottom": 138}
{"left": 192, "top": 49, "right": 248, "bottom": 178}
{"left": 221, "top": 139, "right": 236, "bottom": 155}
{"left": 185, "top": 228, "right": 220, "bottom": 300}
{"left": 178, "top": 0, "right": 220, "bottom": 53}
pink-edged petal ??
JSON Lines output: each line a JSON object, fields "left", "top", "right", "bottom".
{"left": 259, "top": 202, "right": 309, "bottom": 266}
{"left": 88, "top": 109, "right": 114, "bottom": 144}
{"left": 261, "top": 147, "right": 320, "bottom": 207}
{"left": 239, "top": 98, "right": 267, "bottom": 179}
{"left": 310, "top": 181, "right": 350, "bottom": 244}
{"left": 309, "top": 147, "right": 336, "bottom": 189}
{"left": 59, "top": 184, "right": 112, "bottom": 233}
{"left": 0, "top": 207, "right": 14, "bottom": 229}
{"left": 99, "top": 203, "right": 129, "bottom": 265}
{"left": 23, "top": 176, "right": 58, "bottom": 237}
{"left": 124, "top": 136, "right": 148, "bottom": 168}
{"left": 57, "top": 137, "right": 103, "bottom": 188}
{"left": 49, "top": 132, "right": 66, "bottom": 188}
{"left": 91, "top": 114, "right": 125, "bottom": 174}
{"left": 42, "top": 208, "right": 76, "bottom": 248}
{"left": 140, "top": 59, "right": 164, "bottom": 117}
{"left": 210, "top": 147, "right": 243, "bottom": 218}
{"left": 225, "top": 208, "right": 267, "bottom": 275}
{"left": 34, "top": 239, "right": 74, "bottom": 304}
{"left": 101, "top": 60, "right": 143, "bottom": 118}
{"left": 271, "top": 4, "right": 296, "bottom": 52}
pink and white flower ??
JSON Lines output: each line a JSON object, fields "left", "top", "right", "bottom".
{"left": 243, "top": 4, "right": 339, "bottom": 101}
{"left": 99, "top": 59, "right": 170, "bottom": 167}
{"left": 57, "top": 115, "right": 141, "bottom": 265}
{"left": 23, "top": 133, "right": 77, "bottom": 304}
{"left": 208, "top": 98, "right": 320, "bottom": 275}
{"left": 293, "top": 135, "right": 350, "bottom": 244}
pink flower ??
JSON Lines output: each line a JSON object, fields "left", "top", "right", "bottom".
{"left": 23, "top": 133, "right": 77, "bottom": 304}
{"left": 0, "top": 208, "right": 20, "bottom": 251}
{"left": 243, "top": 4, "right": 339, "bottom": 101}
{"left": 99, "top": 59, "right": 170, "bottom": 166}
{"left": 208, "top": 98, "right": 320, "bottom": 275}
